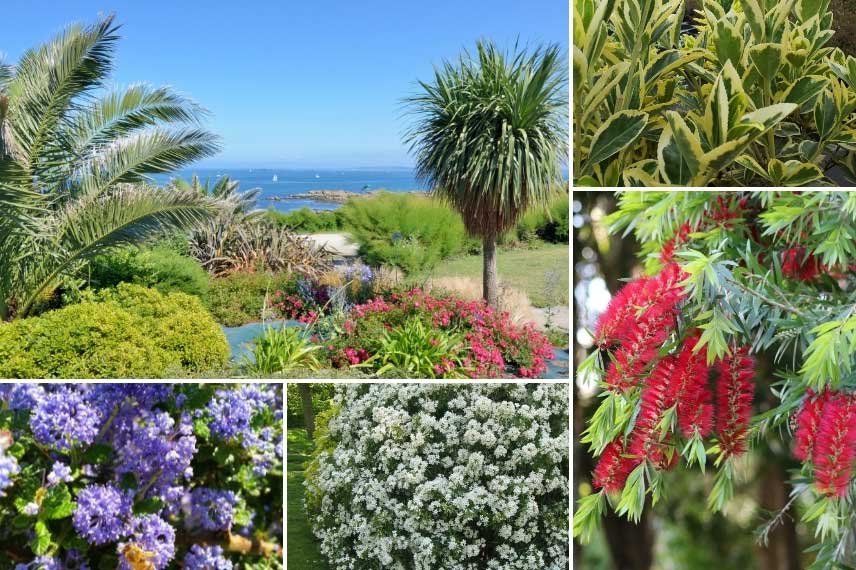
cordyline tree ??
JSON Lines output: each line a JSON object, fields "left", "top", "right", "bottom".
{"left": 404, "top": 40, "right": 568, "bottom": 307}
{"left": 573, "top": 191, "right": 856, "bottom": 569}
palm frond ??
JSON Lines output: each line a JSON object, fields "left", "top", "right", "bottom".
{"left": 6, "top": 15, "right": 119, "bottom": 182}
{"left": 72, "top": 128, "right": 221, "bottom": 198}
{"left": 15, "top": 185, "right": 217, "bottom": 316}
{"left": 63, "top": 83, "right": 208, "bottom": 162}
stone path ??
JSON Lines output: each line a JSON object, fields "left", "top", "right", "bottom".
{"left": 303, "top": 233, "right": 359, "bottom": 257}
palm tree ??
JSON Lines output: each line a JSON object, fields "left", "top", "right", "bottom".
{"left": 170, "top": 174, "right": 262, "bottom": 217}
{"left": 0, "top": 15, "right": 221, "bottom": 319}
{"left": 404, "top": 40, "right": 567, "bottom": 307}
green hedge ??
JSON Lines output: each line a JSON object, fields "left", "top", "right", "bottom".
{"left": 339, "top": 192, "right": 473, "bottom": 274}
{"left": 0, "top": 284, "right": 229, "bottom": 378}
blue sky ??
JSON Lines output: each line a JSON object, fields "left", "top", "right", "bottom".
{"left": 4, "top": 0, "right": 568, "bottom": 168}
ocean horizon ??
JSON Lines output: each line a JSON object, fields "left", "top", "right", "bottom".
{"left": 151, "top": 168, "right": 427, "bottom": 212}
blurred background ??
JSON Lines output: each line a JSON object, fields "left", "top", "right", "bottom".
{"left": 572, "top": 191, "right": 811, "bottom": 570}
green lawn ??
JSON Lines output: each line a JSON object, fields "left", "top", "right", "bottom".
{"left": 414, "top": 243, "right": 569, "bottom": 307}
{"left": 287, "top": 429, "right": 329, "bottom": 570}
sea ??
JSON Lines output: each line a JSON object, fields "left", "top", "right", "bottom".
{"left": 151, "top": 168, "right": 426, "bottom": 212}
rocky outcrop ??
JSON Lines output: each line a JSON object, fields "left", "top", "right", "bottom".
{"left": 264, "top": 189, "right": 427, "bottom": 203}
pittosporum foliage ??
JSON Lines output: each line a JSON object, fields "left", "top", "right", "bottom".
{"left": 573, "top": 0, "right": 856, "bottom": 186}
{"left": 0, "top": 383, "right": 283, "bottom": 570}
{"left": 574, "top": 191, "right": 856, "bottom": 569}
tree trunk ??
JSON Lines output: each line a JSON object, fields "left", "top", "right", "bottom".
{"left": 299, "top": 384, "right": 315, "bottom": 439}
{"left": 756, "top": 462, "right": 800, "bottom": 570}
{"left": 482, "top": 233, "right": 498, "bottom": 308}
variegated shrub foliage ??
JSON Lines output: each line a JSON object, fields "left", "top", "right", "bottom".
{"left": 573, "top": 0, "right": 856, "bottom": 186}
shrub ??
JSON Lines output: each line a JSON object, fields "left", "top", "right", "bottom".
{"left": 85, "top": 246, "right": 210, "bottom": 300}
{"left": 339, "top": 192, "right": 472, "bottom": 273}
{"left": 305, "top": 383, "right": 569, "bottom": 570}
{"left": 0, "top": 284, "right": 229, "bottom": 378}
{"left": 242, "top": 325, "right": 322, "bottom": 375}
{"left": 325, "top": 288, "right": 554, "bottom": 378}
{"left": 510, "top": 192, "right": 569, "bottom": 244}
{"left": 574, "top": 0, "right": 856, "bottom": 186}
{"left": 266, "top": 208, "right": 342, "bottom": 232}
{"left": 207, "top": 272, "right": 296, "bottom": 326}
{"left": 0, "top": 383, "right": 283, "bottom": 569}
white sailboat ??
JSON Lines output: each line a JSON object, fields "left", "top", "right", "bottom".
{"left": 272, "top": 174, "right": 278, "bottom": 182}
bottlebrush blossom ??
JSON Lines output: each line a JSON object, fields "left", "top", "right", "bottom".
{"left": 669, "top": 336, "right": 713, "bottom": 438}
{"left": 592, "top": 439, "right": 637, "bottom": 492}
{"left": 781, "top": 246, "right": 821, "bottom": 281}
{"left": 794, "top": 389, "right": 828, "bottom": 462}
{"left": 813, "top": 392, "right": 856, "bottom": 497}
{"left": 627, "top": 356, "right": 677, "bottom": 467}
{"left": 600, "top": 264, "right": 688, "bottom": 391}
{"left": 715, "top": 347, "right": 755, "bottom": 458}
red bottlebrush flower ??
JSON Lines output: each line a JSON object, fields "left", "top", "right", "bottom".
{"left": 813, "top": 392, "right": 856, "bottom": 496}
{"left": 794, "top": 389, "right": 827, "bottom": 462}
{"left": 707, "top": 195, "right": 744, "bottom": 228}
{"left": 601, "top": 265, "right": 688, "bottom": 392}
{"left": 665, "top": 335, "right": 713, "bottom": 438}
{"left": 627, "top": 357, "right": 674, "bottom": 466}
{"left": 781, "top": 247, "right": 821, "bottom": 282}
{"left": 715, "top": 347, "right": 755, "bottom": 459}
{"left": 592, "top": 439, "right": 638, "bottom": 493}
{"left": 594, "top": 277, "right": 651, "bottom": 348}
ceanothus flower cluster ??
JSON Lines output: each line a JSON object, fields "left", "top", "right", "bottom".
{"left": 0, "top": 383, "right": 283, "bottom": 570}
{"left": 305, "top": 384, "right": 569, "bottom": 570}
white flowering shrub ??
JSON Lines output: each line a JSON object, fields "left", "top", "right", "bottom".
{"left": 305, "top": 384, "right": 569, "bottom": 569}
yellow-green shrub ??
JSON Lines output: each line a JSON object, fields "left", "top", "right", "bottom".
{"left": 0, "top": 284, "right": 229, "bottom": 378}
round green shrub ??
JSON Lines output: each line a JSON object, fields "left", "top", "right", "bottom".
{"left": 84, "top": 245, "right": 209, "bottom": 300}
{"left": 339, "top": 192, "right": 473, "bottom": 274}
{"left": 0, "top": 284, "right": 229, "bottom": 378}
{"left": 266, "top": 207, "right": 342, "bottom": 232}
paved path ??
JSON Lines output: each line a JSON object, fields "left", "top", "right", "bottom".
{"left": 303, "top": 233, "right": 359, "bottom": 257}
{"left": 530, "top": 306, "right": 569, "bottom": 332}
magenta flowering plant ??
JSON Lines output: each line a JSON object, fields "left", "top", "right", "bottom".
{"left": 324, "top": 288, "right": 554, "bottom": 378}
{"left": 0, "top": 384, "right": 283, "bottom": 570}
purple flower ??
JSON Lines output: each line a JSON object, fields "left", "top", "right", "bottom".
{"left": 187, "top": 487, "right": 237, "bottom": 531}
{"left": 0, "top": 452, "right": 19, "bottom": 497}
{"left": 14, "top": 556, "right": 61, "bottom": 570}
{"left": 114, "top": 410, "right": 196, "bottom": 502}
{"left": 183, "top": 544, "right": 233, "bottom": 570}
{"left": 30, "top": 388, "right": 100, "bottom": 452}
{"left": 47, "top": 461, "right": 73, "bottom": 487}
{"left": 118, "top": 515, "right": 175, "bottom": 570}
{"left": 73, "top": 484, "right": 132, "bottom": 545}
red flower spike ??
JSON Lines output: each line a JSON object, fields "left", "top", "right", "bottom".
{"left": 664, "top": 335, "right": 713, "bottom": 438}
{"left": 813, "top": 392, "right": 856, "bottom": 497}
{"left": 592, "top": 439, "right": 638, "bottom": 493}
{"left": 715, "top": 347, "right": 755, "bottom": 459}
{"left": 794, "top": 389, "right": 826, "bottom": 462}
{"left": 627, "top": 357, "right": 675, "bottom": 466}
{"left": 782, "top": 247, "right": 821, "bottom": 282}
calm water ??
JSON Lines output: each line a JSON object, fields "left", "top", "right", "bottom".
{"left": 151, "top": 168, "right": 426, "bottom": 212}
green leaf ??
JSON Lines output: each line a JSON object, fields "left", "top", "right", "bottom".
{"left": 749, "top": 43, "right": 783, "bottom": 82}
{"left": 31, "top": 520, "right": 52, "bottom": 556}
{"left": 795, "top": 0, "right": 825, "bottom": 21}
{"left": 193, "top": 418, "right": 211, "bottom": 439}
{"left": 83, "top": 443, "right": 113, "bottom": 465}
{"left": 713, "top": 20, "right": 743, "bottom": 67}
{"left": 616, "top": 463, "right": 647, "bottom": 523}
{"left": 742, "top": 0, "right": 766, "bottom": 42}
{"left": 40, "top": 484, "right": 75, "bottom": 520}
{"left": 572, "top": 491, "right": 607, "bottom": 544}
{"left": 664, "top": 111, "right": 704, "bottom": 177}
{"left": 814, "top": 89, "right": 838, "bottom": 141}
{"left": 134, "top": 497, "right": 166, "bottom": 515}
{"left": 782, "top": 76, "right": 827, "bottom": 108}
{"left": 584, "top": 110, "right": 649, "bottom": 171}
